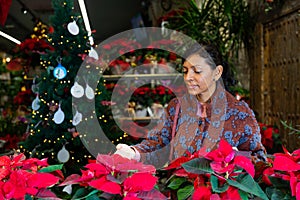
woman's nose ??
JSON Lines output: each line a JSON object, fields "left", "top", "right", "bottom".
{"left": 185, "top": 70, "right": 194, "bottom": 81}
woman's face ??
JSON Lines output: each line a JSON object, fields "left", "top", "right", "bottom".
{"left": 183, "top": 54, "right": 217, "bottom": 98}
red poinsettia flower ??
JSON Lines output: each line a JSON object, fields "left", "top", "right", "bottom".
{"left": 62, "top": 153, "right": 161, "bottom": 198}
{"left": 219, "top": 186, "right": 241, "bottom": 199}
{"left": 165, "top": 150, "right": 199, "bottom": 170}
{"left": 89, "top": 176, "right": 122, "bottom": 195}
{"left": 6, "top": 58, "right": 24, "bottom": 71}
{"left": 268, "top": 146, "right": 300, "bottom": 198}
{"left": 13, "top": 89, "right": 34, "bottom": 105}
{"left": 0, "top": 153, "right": 60, "bottom": 199}
{"left": 257, "top": 145, "right": 300, "bottom": 200}
{"left": 258, "top": 123, "right": 279, "bottom": 151}
{"left": 96, "top": 154, "right": 156, "bottom": 174}
{"left": 205, "top": 140, "right": 255, "bottom": 178}
{"left": 273, "top": 146, "right": 300, "bottom": 171}
{"left": 192, "top": 186, "right": 212, "bottom": 200}
{"left": 133, "top": 87, "right": 152, "bottom": 96}
{"left": 123, "top": 173, "right": 158, "bottom": 195}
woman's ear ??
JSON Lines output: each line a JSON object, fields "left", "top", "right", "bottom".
{"left": 214, "top": 65, "right": 223, "bottom": 81}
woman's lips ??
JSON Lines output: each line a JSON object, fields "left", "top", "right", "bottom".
{"left": 186, "top": 85, "right": 198, "bottom": 89}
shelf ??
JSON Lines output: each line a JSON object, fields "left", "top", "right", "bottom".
{"left": 115, "top": 116, "right": 160, "bottom": 123}
{"left": 102, "top": 73, "right": 182, "bottom": 81}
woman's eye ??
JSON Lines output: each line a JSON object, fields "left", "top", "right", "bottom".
{"left": 194, "top": 70, "right": 202, "bottom": 74}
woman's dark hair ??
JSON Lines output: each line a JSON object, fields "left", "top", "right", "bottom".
{"left": 183, "top": 43, "right": 237, "bottom": 92}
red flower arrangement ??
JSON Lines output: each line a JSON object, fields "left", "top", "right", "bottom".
{"left": 0, "top": 134, "right": 21, "bottom": 150}
{"left": 165, "top": 140, "right": 268, "bottom": 200}
{"left": 261, "top": 146, "right": 300, "bottom": 199}
{"left": 13, "top": 89, "right": 34, "bottom": 106}
{"left": 18, "top": 38, "right": 54, "bottom": 55}
{"left": 259, "top": 122, "right": 280, "bottom": 153}
{"left": 131, "top": 84, "right": 186, "bottom": 107}
{"left": 0, "top": 153, "right": 63, "bottom": 200}
{"left": 7, "top": 38, "right": 54, "bottom": 72}
{"left": 1, "top": 143, "right": 300, "bottom": 199}
{"left": 105, "top": 83, "right": 178, "bottom": 108}
{"left": 102, "top": 37, "right": 182, "bottom": 75}
{"left": 60, "top": 153, "right": 166, "bottom": 199}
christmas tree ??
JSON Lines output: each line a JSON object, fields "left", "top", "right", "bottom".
{"left": 19, "top": 0, "right": 123, "bottom": 174}
{"left": 0, "top": 21, "right": 51, "bottom": 153}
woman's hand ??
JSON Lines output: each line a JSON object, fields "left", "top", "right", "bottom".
{"left": 115, "top": 144, "right": 136, "bottom": 160}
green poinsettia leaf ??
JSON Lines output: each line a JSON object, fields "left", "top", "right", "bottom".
{"left": 210, "top": 174, "right": 229, "bottom": 193}
{"left": 177, "top": 184, "right": 194, "bottom": 200}
{"left": 25, "top": 195, "right": 33, "bottom": 200}
{"left": 86, "top": 193, "right": 101, "bottom": 200}
{"left": 168, "top": 177, "right": 187, "bottom": 190}
{"left": 38, "top": 164, "right": 63, "bottom": 173}
{"left": 227, "top": 174, "right": 268, "bottom": 200}
{"left": 182, "top": 158, "right": 213, "bottom": 174}
{"left": 268, "top": 176, "right": 290, "bottom": 188}
{"left": 72, "top": 188, "right": 88, "bottom": 199}
{"left": 238, "top": 190, "right": 249, "bottom": 200}
{"left": 265, "top": 187, "right": 292, "bottom": 200}
{"left": 73, "top": 189, "right": 99, "bottom": 200}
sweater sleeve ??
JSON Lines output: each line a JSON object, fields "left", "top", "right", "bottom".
{"left": 131, "top": 99, "right": 179, "bottom": 167}
{"left": 222, "top": 100, "right": 267, "bottom": 162}
{"left": 132, "top": 98, "right": 178, "bottom": 153}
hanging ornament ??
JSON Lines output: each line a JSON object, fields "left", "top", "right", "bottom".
{"left": 32, "top": 94, "right": 40, "bottom": 111}
{"left": 31, "top": 77, "right": 39, "bottom": 93}
{"left": 71, "top": 81, "right": 84, "bottom": 98}
{"left": 85, "top": 83, "right": 95, "bottom": 100}
{"left": 88, "top": 47, "right": 99, "bottom": 60}
{"left": 53, "top": 57, "right": 67, "bottom": 79}
{"left": 53, "top": 64, "right": 67, "bottom": 79}
{"left": 46, "top": 66, "right": 54, "bottom": 75}
{"left": 68, "top": 20, "right": 79, "bottom": 35}
{"left": 67, "top": 19, "right": 79, "bottom": 35}
{"left": 72, "top": 109, "right": 82, "bottom": 126}
{"left": 57, "top": 145, "right": 70, "bottom": 163}
{"left": 88, "top": 36, "right": 94, "bottom": 46}
{"left": 53, "top": 103, "right": 65, "bottom": 124}
{"left": 86, "top": 40, "right": 98, "bottom": 60}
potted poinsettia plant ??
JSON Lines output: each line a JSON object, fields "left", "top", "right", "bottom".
{"left": 0, "top": 153, "right": 63, "bottom": 200}
{"left": 164, "top": 140, "right": 268, "bottom": 199}
{"left": 261, "top": 146, "right": 300, "bottom": 199}
{"left": 60, "top": 153, "right": 167, "bottom": 200}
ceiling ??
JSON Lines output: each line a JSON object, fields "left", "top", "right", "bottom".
{"left": 0, "top": 0, "right": 147, "bottom": 53}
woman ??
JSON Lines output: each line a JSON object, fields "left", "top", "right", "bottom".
{"left": 115, "top": 44, "right": 266, "bottom": 167}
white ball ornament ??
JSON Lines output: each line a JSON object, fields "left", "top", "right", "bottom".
{"left": 88, "top": 47, "right": 99, "bottom": 60}
{"left": 72, "top": 110, "right": 82, "bottom": 126}
{"left": 71, "top": 82, "right": 84, "bottom": 98}
{"left": 32, "top": 95, "right": 40, "bottom": 111}
{"left": 85, "top": 83, "right": 95, "bottom": 100}
{"left": 31, "top": 78, "right": 40, "bottom": 93}
{"left": 53, "top": 104, "right": 65, "bottom": 124}
{"left": 67, "top": 20, "right": 79, "bottom": 35}
{"left": 57, "top": 145, "right": 70, "bottom": 163}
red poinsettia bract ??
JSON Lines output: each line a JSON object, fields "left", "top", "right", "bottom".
{"left": 0, "top": 153, "right": 61, "bottom": 200}
{"left": 166, "top": 140, "right": 259, "bottom": 200}
{"left": 61, "top": 154, "right": 162, "bottom": 199}
{"left": 263, "top": 146, "right": 300, "bottom": 199}
{"left": 259, "top": 122, "right": 279, "bottom": 151}
{"left": 205, "top": 140, "right": 255, "bottom": 178}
